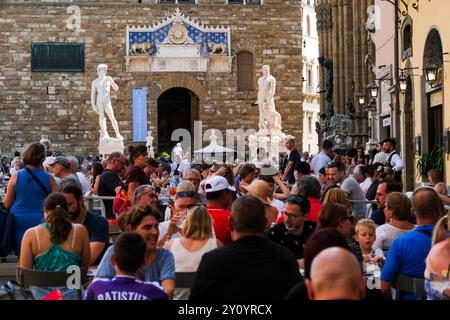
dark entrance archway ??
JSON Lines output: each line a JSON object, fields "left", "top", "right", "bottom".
{"left": 157, "top": 88, "right": 199, "bottom": 153}
{"left": 423, "top": 28, "right": 444, "bottom": 151}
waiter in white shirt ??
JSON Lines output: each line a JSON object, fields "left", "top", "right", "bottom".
{"left": 382, "top": 138, "right": 403, "bottom": 182}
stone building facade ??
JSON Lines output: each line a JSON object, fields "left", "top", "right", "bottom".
{"left": 315, "top": 0, "right": 375, "bottom": 147}
{"left": 0, "top": 0, "right": 303, "bottom": 156}
{"left": 302, "top": 0, "right": 320, "bottom": 155}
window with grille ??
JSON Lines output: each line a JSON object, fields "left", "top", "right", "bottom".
{"left": 237, "top": 51, "right": 254, "bottom": 91}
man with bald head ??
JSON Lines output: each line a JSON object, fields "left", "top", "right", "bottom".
{"left": 305, "top": 247, "right": 366, "bottom": 300}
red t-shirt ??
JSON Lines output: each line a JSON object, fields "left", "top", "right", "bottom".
{"left": 305, "top": 197, "right": 322, "bottom": 223}
{"left": 207, "top": 204, "right": 232, "bottom": 245}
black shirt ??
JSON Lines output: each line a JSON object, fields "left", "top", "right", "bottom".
{"left": 266, "top": 221, "right": 317, "bottom": 259}
{"left": 287, "top": 149, "right": 301, "bottom": 184}
{"left": 189, "top": 235, "right": 302, "bottom": 301}
{"left": 125, "top": 166, "right": 150, "bottom": 186}
{"left": 98, "top": 169, "right": 123, "bottom": 218}
{"left": 83, "top": 211, "right": 110, "bottom": 265}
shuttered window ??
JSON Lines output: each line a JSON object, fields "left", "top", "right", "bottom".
{"left": 31, "top": 43, "right": 84, "bottom": 72}
{"left": 237, "top": 51, "right": 254, "bottom": 91}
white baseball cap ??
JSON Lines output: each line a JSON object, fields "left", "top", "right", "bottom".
{"left": 204, "top": 176, "right": 236, "bottom": 193}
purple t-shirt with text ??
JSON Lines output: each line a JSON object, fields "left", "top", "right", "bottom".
{"left": 85, "top": 276, "right": 168, "bottom": 300}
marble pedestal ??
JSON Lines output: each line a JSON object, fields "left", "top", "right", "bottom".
{"left": 99, "top": 137, "right": 124, "bottom": 156}
{"left": 249, "top": 129, "right": 288, "bottom": 168}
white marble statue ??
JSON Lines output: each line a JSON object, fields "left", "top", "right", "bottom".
{"left": 91, "top": 64, "right": 123, "bottom": 140}
{"left": 256, "top": 65, "right": 282, "bottom": 132}
{"left": 146, "top": 130, "right": 155, "bottom": 158}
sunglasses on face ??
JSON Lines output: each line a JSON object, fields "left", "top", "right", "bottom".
{"left": 176, "top": 191, "right": 198, "bottom": 198}
{"left": 282, "top": 211, "right": 303, "bottom": 219}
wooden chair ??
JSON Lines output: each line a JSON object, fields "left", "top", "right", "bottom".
{"left": 174, "top": 272, "right": 196, "bottom": 289}
{"left": 394, "top": 274, "right": 426, "bottom": 300}
{"left": 16, "top": 267, "right": 90, "bottom": 300}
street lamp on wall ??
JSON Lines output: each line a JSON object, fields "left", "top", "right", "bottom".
{"left": 398, "top": 72, "right": 408, "bottom": 94}
{"left": 423, "top": 60, "right": 439, "bottom": 84}
{"left": 357, "top": 92, "right": 366, "bottom": 107}
{"left": 367, "top": 82, "right": 379, "bottom": 100}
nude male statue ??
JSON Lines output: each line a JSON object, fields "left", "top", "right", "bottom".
{"left": 91, "top": 64, "right": 123, "bottom": 140}
{"left": 256, "top": 65, "right": 282, "bottom": 132}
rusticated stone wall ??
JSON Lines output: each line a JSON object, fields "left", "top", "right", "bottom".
{"left": 0, "top": 0, "right": 303, "bottom": 155}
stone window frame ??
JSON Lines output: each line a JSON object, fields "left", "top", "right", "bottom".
{"left": 236, "top": 51, "right": 255, "bottom": 92}
{"left": 233, "top": 40, "right": 258, "bottom": 95}
{"left": 401, "top": 16, "right": 413, "bottom": 61}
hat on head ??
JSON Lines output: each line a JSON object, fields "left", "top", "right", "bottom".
{"left": 245, "top": 180, "right": 274, "bottom": 207}
{"left": 49, "top": 156, "right": 71, "bottom": 169}
{"left": 204, "top": 176, "right": 236, "bottom": 193}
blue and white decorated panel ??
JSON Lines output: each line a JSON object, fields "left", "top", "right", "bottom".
{"left": 126, "top": 8, "right": 230, "bottom": 58}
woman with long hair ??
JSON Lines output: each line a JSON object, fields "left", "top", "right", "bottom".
{"left": 95, "top": 205, "right": 176, "bottom": 299}
{"left": 126, "top": 144, "right": 150, "bottom": 203}
{"left": 427, "top": 169, "right": 448, "bottom": 196}
{"left": 19, "top": 193, "right": 90, "bottom": 299}
{"left": 4, "top": 142, "right": 58, "bottom": 254}
{"left": 164, "top": 205, "right": 222, "bottom": 300}
{"left": 373, "top": 192, "right": 414, "bottom": 254}
{"left": 317, "top": 202, "right": 362, "bottom": 262}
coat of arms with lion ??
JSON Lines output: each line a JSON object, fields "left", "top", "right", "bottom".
{"left": 208, "top": 41, "right": 227, "bottom": 55}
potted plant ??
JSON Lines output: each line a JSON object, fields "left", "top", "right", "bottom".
{"left": 416, "top": 145, "right": 445, "bottom": 181}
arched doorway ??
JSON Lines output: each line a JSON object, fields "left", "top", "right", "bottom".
{"left": 157, "top": 88, "right": 199, "bottom": 153}
{"left": 423, "top": 29, "right": 444, "bottom": 150}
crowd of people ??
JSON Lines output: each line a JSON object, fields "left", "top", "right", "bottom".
{"left": 0, "top": 136, "right": 449, "bottom": 301}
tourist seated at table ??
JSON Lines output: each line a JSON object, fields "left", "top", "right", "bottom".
{"left": 126, "top": 144, "right": 150, "bottom": 203}
{"left": 158, "top": 181, "right": 199, "bottom": 246}
{"left": 85, "top": 232, "right": 168, "bottom": 301}
{"left": 190, "top": 196, "right": 301, "bottom": 301}
{"left": 164, "top": 205, "right": 222, "bottom": 300}
{"left": 132, "top": 184, "right": 158, "bottom": 208}
{"left": 295, "top": 175, "right": 322, "bottom": 223}
{"left": 95, "top": 206, "right": 175, "bottom": 299}
{"left": 245, "top": 180, "right": 279, "bottom": 226}
{"left": 238, "top": 164, "right": 257, "bottom": 195}
{"left": 267, "top": 196, "right": 315, "bottom": 264}
{"left": 373, "top": 192, "right": 414, "bottom": 254}
{"left": 61, "top": 183, "right": 110, "bottom": 266}
{"left": 19, "top": 193, "right": 90, "bottom": 300}
{"left": 305, "top": 247, "right": 366, "bottom": 300}
{"left": 380, "top": 187, "right": 441, "bottom": 300}
{"left": 424, "top": 234, "right": 450, "bottom": 300}
{"left": 317, "top": 202, "right": 363, "bottom": 263}
{"left": 355, "top": 219, "right": 384, "bottom": 272}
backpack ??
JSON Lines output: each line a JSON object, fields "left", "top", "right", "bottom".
{"left": 112, "top": 188, "right": 131, "bottom": 216}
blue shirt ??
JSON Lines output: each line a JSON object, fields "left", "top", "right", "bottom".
{"left": 85, "top": 276, "right": 168, "bottom": 300}
{"left": 95, "top": 246, "right": 175, "bottom": 283}
{"left": 380, "top": 225, "right": 434, "bottom": 300}
{"left": 311, "top": 151, "right": 331, "bottom": 176}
